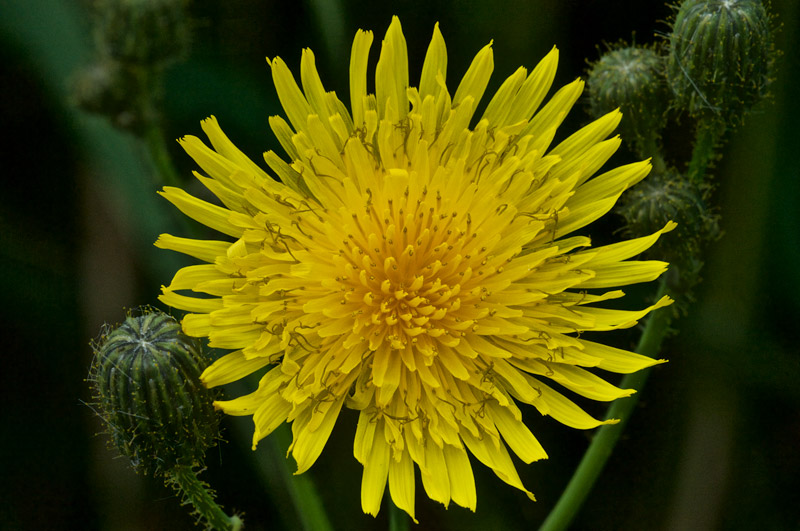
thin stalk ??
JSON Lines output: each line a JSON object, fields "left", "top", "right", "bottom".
{"left": 272, "top": 424, "right": 336, "bottom": 531}
{"left": 687, "top": 120, "right": 724, "bottom": 185}
{"left": 389, "top": 498, "right": 411, "bottom": 531}
{"left": 136, "top": 64, "right": 181, "bottom": 188}
{"left": 168, "top": 466, "right": 243, "bottom": 530}
{"left": 144, "top": 120, "right": 181, "bottom": 187}
{"left": 304, "top": 0, "right": 348, "bottom": 82}
{"left": 639, "top": 134, "right": 667, "bottom": 176}
{"left": 539, "top": 279, "right": 672, "bottom": 531}
{"left": 228, "top": 381, "right": 334, "bottom": 531}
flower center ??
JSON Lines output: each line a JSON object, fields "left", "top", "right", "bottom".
{"left": 324, "top": 172, "right": 493, "bottom": 355}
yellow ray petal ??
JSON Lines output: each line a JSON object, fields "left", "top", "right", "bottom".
{"left": 155, "top": 234, "right": 230, "bottom": 262}
{"left": 453, "top": 42, "right": 494, "bottom": 114}
{"left": 581, "top": 221, "right": 677, "bottom": 266}
{"left": 375, "top": 16, "right": 409, "bottom": 121}
{"left": 361, "top": 421, "right": 391, "bottom": 516}
{"left": 269, "top": 56, "right": 314, "bottom": 134}
{"left": 389, "top": 449, "right": 417, "bottom": 522}
{"left": 158, "top": 290, "right": 223, "bottom": 313}
{"left": 577, "top": 338, "right": 667, "bottom": 373}
{"left": 290, "top": 396, "right": 345, "bottom": 474}
{"left": 526, "top": 375, "right": 617, "bottom": 429}
{"left": 349, "top": 29, "right": 374, "bottom": 127}
{"left": 158, "top": 187, "right": 242, "bottom": 238}
{"left": 506, "top": 46, "right": 559, "bottom": 124}
{"left": 419, "top": 23, "right": 447, "bottom": 102}
{"left": 201, "top": 349, "right": 273, "bottom": 388}
{"left": 489, "top": 402, "right": 548, "bottom": 463}
{"left": 419, "top": 436, "right": 450, "bottom": 507}
{"left": 443, "top": 443, "right": 476, "bottom": 511}
{"left": 522, "top": 78, "right": 583, "bottom": 140}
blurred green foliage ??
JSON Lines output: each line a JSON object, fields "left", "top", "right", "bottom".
{"left": 1, "top": 0, "right": 798, "bottom": 529}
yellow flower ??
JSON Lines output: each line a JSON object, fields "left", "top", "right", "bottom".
{"left": 157, "top": 16, "right": 672, "bottom": 520}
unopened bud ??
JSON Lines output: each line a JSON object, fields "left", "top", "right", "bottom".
{"left": 618, "top": 169, "right": 720, "bottom": 269}
{"left": 89, "top": 309, "right": 219, "bottom": 476}
{"left": 667, "top": 0, "right": 774, "bottom": 125}
{"left": 587, "top": 46, "right": 669, "bottom": 154}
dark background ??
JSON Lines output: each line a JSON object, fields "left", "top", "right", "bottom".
{"left": 1, "top": 0, "right": 798, "bottom": 529}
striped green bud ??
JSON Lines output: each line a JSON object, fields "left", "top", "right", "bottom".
{"left": 90, "top": 309, "right": 219, "bottom": 476}
{"left": 667, "top": 0, "right": 774, "bottom": 125}
{"left": 587, "top": 46, "right": 669, "bottom": 155}
{"left": 618, "top": 169, "right": 720, "bottom": 279}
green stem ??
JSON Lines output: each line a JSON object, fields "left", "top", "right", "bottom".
{"left": 304, "top": 0, "right": 347, "bottom": 79}
{"left": 272, "top": 424, "right": 336, "bottom": 531}
{"left": 388, "top": 498, "right": 411, "bottom": 531}
{"left": 144, "top": 119, "right": 181, "bottom": 187}
{"left": 687, "top": 121, "right": 724, "bottom": 185}
{"left": 168, "top": 466, "right": 243, "bottom": 531}
{"left": 134, "top": 62, "right": 181, "bottom": 188}
{"left": 227, "top": 381, "right": 334, "bottom": 531}
{"left": 539, "top": 280, "right": 672, "bottom": 531}
{"left": 639, "top": 134, "right": 667, "bottom": 176}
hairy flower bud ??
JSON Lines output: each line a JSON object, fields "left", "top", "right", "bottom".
{"left": 95, "top": 0, "right": 190, "bottom": 67}
{"left": 587, "top": 46, "right": 669, "bottom": 154}
{"left": 667, "top": 0, "right": 774, "bottom": 124}
{"left": 89, "top": 309, "right": 219, "bottom": 476}
{"left": 618, "top": 169, "right": 720, "bottom": 280}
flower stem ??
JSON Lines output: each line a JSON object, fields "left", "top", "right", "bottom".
{"left": 539, "top": 280, "right": 671, "bottom": 531}
{"left": 389, "top": 498, "right": 410, "bottom": 531}
{"left": 144, "top": 120, "right": 181, "bottom": 187}
{"left": 687, "top": 120, "right": 724, "bottom": 185}
{"left": 167, "top": 466, "right": 243, "bottom": 530}
{"left": 271, "top": 424, "right": 336, "bottom": 531}
{"left": 227, "top": 379, "right": 334, "bottom": 531}
{"left": 639, "top": 135, "right": 667, "bottom": 176}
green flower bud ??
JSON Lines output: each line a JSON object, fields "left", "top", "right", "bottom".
{"left": 618, "top": 169, "right": 720, "bottom": 278}
{"left": 95, "top": 0, "right": 191, "bottom": 67}
{"left": 667, "top": 0, "right": 774, "bottom": 125}
{"left": 587, "top": 46, "right": 669, "bottom": 155}
{"left": 89, "top": 309, "right": 219, "bottom": 476}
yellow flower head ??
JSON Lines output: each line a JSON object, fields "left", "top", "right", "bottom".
{"left": 157, "top": 16, "right": 672, "bottom": 520}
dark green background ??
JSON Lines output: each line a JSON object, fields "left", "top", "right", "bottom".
{"left": 1, "top": 0, "right": 798, "bottom": 529}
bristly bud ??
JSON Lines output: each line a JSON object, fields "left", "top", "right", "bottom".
{"left": 94, "top": 0, "right": 191, "bottom": 67}
{"left": 89, "top": 309, "right": 219, "bottom": 476}
{"left": 618, "top": 169, "right": 720, "bottom": 292}
{"left": 587, "top": 45, "right": 670, "bottom": 156}
{"left": 667, "top": 0, "right": 774, "bottom": 125}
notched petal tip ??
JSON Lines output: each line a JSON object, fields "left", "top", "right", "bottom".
{"left": 662, "top": 220, "right": 678, "bottom": 232}
{"left": 656, "top": 295, "right": 674, "bottom": 308}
